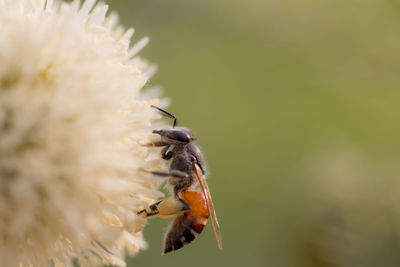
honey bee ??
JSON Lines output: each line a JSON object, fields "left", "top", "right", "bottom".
{"left": 138, "top": 105, "right": 222, "bottom": 254}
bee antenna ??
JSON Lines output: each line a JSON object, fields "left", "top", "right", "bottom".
{"left": 151, "top": 105, "right": 178, "bottom": 127}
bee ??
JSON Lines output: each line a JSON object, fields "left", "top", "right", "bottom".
{"left": 137, "top": 105, "right": 222, "bottom": 254}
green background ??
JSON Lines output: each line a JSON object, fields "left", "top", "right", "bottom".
{"left": 107, "top": 1, "right": 400, "bottom": 266}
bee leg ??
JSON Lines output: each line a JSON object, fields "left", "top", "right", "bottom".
{"left": 177, "top": 197, "right": 190, "bottom": 211}
{"left": 140, "top": 140, "right": 170, "bottom": 147}
{"left": 141, "top": 169, "right": 189, "bottom": 179}
{"left": 161, "top": 145, "right": 174, "bottom": 160}
{"left": 138, "top": 197, "right": 190, "bottom": 217}
{"left": 137, "top": 200, "right": 162, "bottom": 217}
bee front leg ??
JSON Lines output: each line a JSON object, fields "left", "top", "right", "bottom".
{"left": 140, "top": 169, "right": 189, "bottom": 179}
{"left": 140, "top": 140, "right": 170, "bottom": 147}
{"left": 161, "top": 145, "right": 174, "bottom": 160}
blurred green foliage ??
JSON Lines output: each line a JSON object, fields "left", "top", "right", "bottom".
{"left": 107, "top": 0, "right": 400, "bottom": 266}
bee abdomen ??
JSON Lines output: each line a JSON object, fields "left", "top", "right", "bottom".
{"left": 163, "top": 212, "right": 207, "bottom": 254}
{"left": 163, "top": 191, "right": 209, "bottom": 254}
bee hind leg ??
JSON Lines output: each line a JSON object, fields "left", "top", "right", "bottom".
{"left": 138, "top": 197, "right": 190, "bottom": 218}
{"left": 177, "top": 197, "right": 190, "bottom": 211}
{"left": 137, "top": 200, "right": 162, "bottom": 217}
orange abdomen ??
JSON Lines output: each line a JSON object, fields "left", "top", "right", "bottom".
{"left": 163, "top": 190, "right": 209, "bottom": 254}
{"left": 181, "top": 190, "right": 209, "bottom": 218}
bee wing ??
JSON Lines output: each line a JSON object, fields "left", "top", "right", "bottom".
{"left": 193, "top": 164, "right": 223, "bottom": 250}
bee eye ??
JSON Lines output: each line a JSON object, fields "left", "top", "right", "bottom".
{"left": 153, "top": 129, "right": 192, "bottom": 144}
{"left": 170, "top": 131, "right": 190, "bottom": 142}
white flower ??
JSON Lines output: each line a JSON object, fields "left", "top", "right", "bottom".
{"left": 0, "top": 0, "right": 165, "bottom": 266}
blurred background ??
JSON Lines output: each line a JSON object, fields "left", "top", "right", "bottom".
{"left": 108, "top": 0, "right": 400, "bottom": 266}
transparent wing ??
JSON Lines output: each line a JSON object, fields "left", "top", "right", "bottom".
{"left": 193, "top": 164, "right": 223, "bottom": 250}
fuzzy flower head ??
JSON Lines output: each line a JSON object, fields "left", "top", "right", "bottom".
{"left": 0, "top": 0, "right": 165, "bottom": 266}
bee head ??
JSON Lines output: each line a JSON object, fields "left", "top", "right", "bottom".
{"left": 153, "top": 127, "right": 197, "bottom": 145}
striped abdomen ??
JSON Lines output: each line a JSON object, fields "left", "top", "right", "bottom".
{"left": 163, "top": 190, "right": 209, "bottom": 254}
